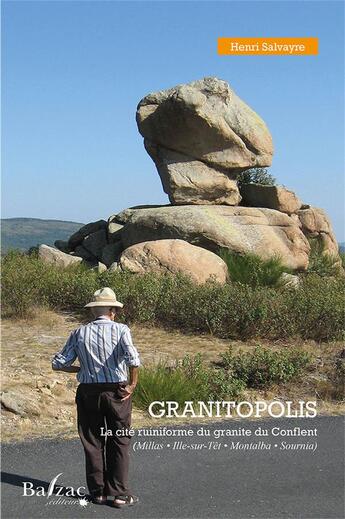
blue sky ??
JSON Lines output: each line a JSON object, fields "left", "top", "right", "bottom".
{"left": 2, "top": 0, "right": 344, "bottom": 239}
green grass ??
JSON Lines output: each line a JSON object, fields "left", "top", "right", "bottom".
{"left": 2, "top": 250, "right": 344, "bottom": 341}
{"left": 219, "top": 249, "right": 291, "bottom": 287}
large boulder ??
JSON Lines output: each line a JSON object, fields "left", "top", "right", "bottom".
{"left": 54, "top": 240, "right": 72, "bottom": 253}
{"left": 137, "top": 77, "right": 273, "bottom": 205}
{"left": 101, "top": 242, "right": 123, "bottom": 267}
{"left": 68, "top": 220, "right": 107, "bottom": 249}
{"left": 145, "top": 141, "right": 241, "bottom": 205}
{"left": 116, "top": 205, "right": 310, "bottom": 270}
{"left": 107, "top": 216, "right": 124, "bottom": 243}
{"left": 119, "top": 239, "right": 229, "bottom": 284}
{"left": 38, "top": 244, "right": 83, "bottom": 268}
{"left": 83, "top": 229, "right": 108, "bottom": 261}
{"left": 297, "top": 206, "right": 339, "bottom": 257}
{"left": 240, "top": 184, "right": 302, "bottom": 214}
{"left": 74, "top": 245, "right": 98, "bottom": 263}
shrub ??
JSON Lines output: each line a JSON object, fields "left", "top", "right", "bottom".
{"left": 219, "top": 346, "right": 311, "bottom": 388}
{"left": 290, "top": 274, "right": 345, "bottom": 341}
{"left": 219, "top": 249, "right": 291, "bottom": 287}
{"left": 181, "top": 353, "right": 245, "bottom": 400}
{"left": 133, "top": 347, "right": 311, "bottom": 414}
{"left": 2, "top": 251, "right": 344, "bottom": 341}
{"left": 307, "top": 239, "right": 342, "bottom": 277}
{"left": 340, "top": 252, "right": 345, "bottom": 269}
{"left": 132, "top": 353, "right": 245, "bottom": 412}
{"left": 315, "top": 356, "right": 345, "bottom": 401}
{"left": 1, "top": 250, "right": 99, "bottom": 317}
{"left": 1, "top": 251, "right": 43, "bottom": 317}
{"left": 132, "top": 364, "right": 202, "bottom": 411}
{"left": 237, "top": 167, "right": 276, "bottom": 188}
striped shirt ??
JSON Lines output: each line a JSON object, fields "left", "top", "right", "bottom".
{"left": 51, "top": 317, "right": 140, "bottom": 384}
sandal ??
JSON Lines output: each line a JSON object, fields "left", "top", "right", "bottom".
{"left": 91, "top": 495, "right": 107, "bottom": 505}
{"left": 112, "top": 494, "right": 139, "bottom": 508}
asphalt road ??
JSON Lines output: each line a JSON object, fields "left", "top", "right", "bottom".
{"left": 1, "top": 417, "right": 344, "bottom": 519}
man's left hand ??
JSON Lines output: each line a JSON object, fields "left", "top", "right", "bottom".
{"left": 121, "top": 384, "right": 136, "bottom": 401}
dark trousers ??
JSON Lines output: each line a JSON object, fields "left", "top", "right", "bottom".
{"left": 75, "top": 382, "right": 132, "bottom": 497}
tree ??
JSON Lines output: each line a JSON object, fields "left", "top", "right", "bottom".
{"left": 237, "top": 168, "right": 276, "bottom": 188}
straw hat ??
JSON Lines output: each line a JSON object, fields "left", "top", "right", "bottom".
{"left": 84, "top": 287, "right": 124, "bottom": 308}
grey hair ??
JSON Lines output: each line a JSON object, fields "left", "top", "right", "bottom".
{"left": 90, "top": 306, "right": 116, "bottom": 318}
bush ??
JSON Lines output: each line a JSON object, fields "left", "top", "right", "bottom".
{"left": 340, "top": 252, "right": 345, "bottom": 269}
{"left": 133, "top": 348, "right": 311, "bottom": 413}
{"left": 181, "top": 353, "right": 245, "bottom": 400}
{"left": 133, "top": 353, "right": 245, "bottom": 412}
{"left": 290, "top": 274, "right": 345, "bottom": 341}
{"left": 219, "top": 249, "right": 291, "bottom": 287}
{"left": 1, "top": 250, "right": 99, "bottom": 317}
{"left": 2, "top": 251, "right": 344, "bottom": 341}
{"left": 132, "top": 363, "right": 203, "bottom": 411}
{"left": 219, "top": 346, "right": 311, "bottom": 388}
{"left": 307, "top": 239, "right": 343, "bottom": 277}
{"left": 314, "top": 356, "right": 345, "bottom": 401}
{"left": 237, "top": 167, "right": 276, "bottom": 188}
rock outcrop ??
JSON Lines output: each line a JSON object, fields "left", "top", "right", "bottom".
{"left": 102, "top": 242, "right": 123, "bottom": 267}
{"left": 115, "top": 205, "right": 310, "bottom": 270}
{"left": 55, "top": 219, "right": 124, "bottom": 267}
{"left": 54, "top": 240, "right": 71, "bottom": 253}
{"left": 0, "top": 390, "right": 40, "bottom": 417}
{"left": 39, "top": 244, "right": 83, "bottom": 268}
{"left": 68, "top": 220, "right": 107, "bottom": 249}
{"left": 297, "top": 206, "right": 339, "bottom": 257}
{"left": 83, "top": 229, "right": 108, "bottom": 259}
{"left": 137, "top": 77, "right": 273, "bottom": 205}
{"left": 119, "top": 239, "right": 229, "bottom": 284}
{"left": 240, "top": 184, "right": 302, "bottom": 215}
{"left": 144, "top": 142, "right": 241, "bottom": 206}
{"left": 48, "top": 77, "right": 340, "bottom": 278}
{"left": 107, "top": 217, "right": 124, "bottom": 243}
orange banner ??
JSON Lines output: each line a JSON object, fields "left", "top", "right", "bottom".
{"left": 218, "top": 37, "right": 318, "bottom": 55}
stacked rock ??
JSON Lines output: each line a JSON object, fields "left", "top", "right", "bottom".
{"left": 42, "top": 77, "right": 340, "bottom": 282}
{"left": 47, "top": 218, "right": 124, "bottom": 272}
{"left": 136, "top": 76, "right": 273, "bottom": 206}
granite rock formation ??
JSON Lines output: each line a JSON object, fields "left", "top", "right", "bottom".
{"left": 115, "top": 205, "right": 310, "bottom": 270}
{"left": 137, "top": 77, "right": 273, "bottom": 205}
{"left": 46, "top": 77, "right": 340, "bottom": 279}
{"left": 240, "top": 184, "right": 302, "bottom": 215}
{"left": 119, "top": 239, "right": 229, "bottom": 284}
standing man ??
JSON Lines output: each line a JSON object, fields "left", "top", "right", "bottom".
{"left": 51, "top": 287, "right": 140, "bottom": 508}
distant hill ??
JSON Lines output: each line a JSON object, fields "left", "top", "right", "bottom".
{"left": 1, "top": 218, "right": 84, "bottom": 253}
{"left": 339, "top": 242, "right": 345, "bottom": 253}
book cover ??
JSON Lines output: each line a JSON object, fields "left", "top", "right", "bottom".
{"left": 1, "top": 1, "right": 344, "bottom": 518}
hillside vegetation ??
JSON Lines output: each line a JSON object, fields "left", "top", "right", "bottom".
{"left": 1, "top": 218, "right": 83, "bottom": 253}
{"left": 2, "top": 250, "right": 344, "bottom": 342}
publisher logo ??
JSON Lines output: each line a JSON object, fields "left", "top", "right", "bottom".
{"left": 22, "top": 472, "right": 88, "bottom": 507}
{"left": 218, "top": 37, "right": 318, "bottom": 55}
